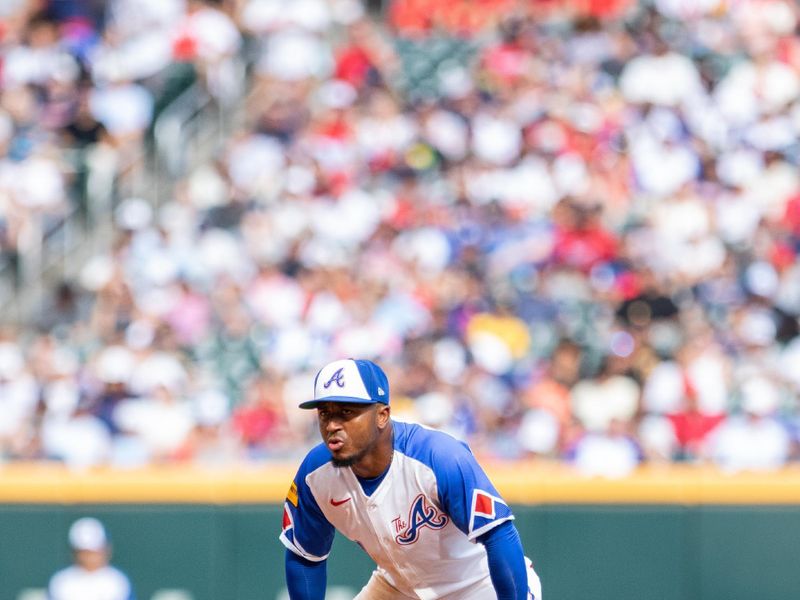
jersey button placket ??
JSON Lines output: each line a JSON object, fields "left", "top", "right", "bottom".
{"left": 370, "top": 499, "right": 408, "bottom": 586}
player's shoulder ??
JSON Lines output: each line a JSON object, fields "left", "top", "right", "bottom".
{"left": 48, "top": 565, "right": 78, "bottom": 587}
{"left": 393, "top": 419, "right": 474, "bottom": 468}
{"left": 105, "top": 565, "right": 132, "bottom": 583}
{"left": 296, "top": 441, "right": 333, "bottom": 478}
{"left": 298, "top": 442, "right": 332, "bottom": 473}
{"left": 101, "top": 565, "right": 132, "bottom": 591}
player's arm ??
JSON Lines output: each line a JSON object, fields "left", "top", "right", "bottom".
{"left": 280, "top": 448, "right": 336, "bottom": 598}
{"left": 285, "top": 549, "right": 326, "bottom": 600}
{"left": 478, "top": 520, "right": 529, "bottom": 600}
{"left": 431, "top": 435, "right": 528, "bottom": 598}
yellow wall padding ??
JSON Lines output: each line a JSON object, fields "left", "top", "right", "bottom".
{"left": 2, "top": 462, "right": 800, "bottom": 505}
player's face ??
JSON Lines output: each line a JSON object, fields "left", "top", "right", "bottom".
{"left": 74, "top": 548, "right": 109, "bottom": 571}
{"left": 316, "top": 402, "right": 383, "bottom": 467}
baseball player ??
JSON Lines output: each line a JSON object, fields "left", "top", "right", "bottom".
{"left": 280, "top": 358, "right": 542, "bottom": 599}
{"left": 48, "top": 517, "right": 135, "bottom": 600}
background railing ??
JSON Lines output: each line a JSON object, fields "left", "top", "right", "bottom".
{"left": 0, "top": 64, "right": 241, "bottom": 325}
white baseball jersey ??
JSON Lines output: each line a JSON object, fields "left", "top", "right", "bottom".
{"left": 48, "top": 565, "right": 134, "bottom": 600}
{"left": 280, "top": 420, "right": 521, "bottom": 599}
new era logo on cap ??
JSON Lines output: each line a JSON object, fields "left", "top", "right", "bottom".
{"left": 299, "top": 358, "right": 390, "bottom": 409}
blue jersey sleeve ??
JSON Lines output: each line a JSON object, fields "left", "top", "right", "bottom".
{"left": 428, "top": 431, "right": 515, "bottom": 540}
{"left": 479, "top": 520, "right": 529, "bottom": 600}
{"left": 280, "top": 445, "right": 336, "bottom": 561}
{"left": 285, "top": 549, "right": 327, "bottom": 600}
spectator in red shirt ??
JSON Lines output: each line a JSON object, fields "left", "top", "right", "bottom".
{"left": 667, "top": 385, "right": 725, "bottom": 461}
{"left": 552, "top": 199, "right": 619, "bottom": 272}
{"left": 232, "top": 373, "right": 293, "bottom": 458}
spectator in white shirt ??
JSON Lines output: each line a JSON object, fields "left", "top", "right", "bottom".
{"left": 706, "top": 376, "right": 791, "bottom": 472}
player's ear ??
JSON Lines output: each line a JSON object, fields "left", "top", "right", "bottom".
{"left": 376, "top": 404, "right": 391, "bottom": 429}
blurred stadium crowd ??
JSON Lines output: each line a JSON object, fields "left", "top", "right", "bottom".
{"left": 2, "top": 0, "right": 800, "bottom": 477}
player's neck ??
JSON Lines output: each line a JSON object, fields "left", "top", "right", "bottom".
{"left": 351, "top": 421, "right": 394, "bottom": 479}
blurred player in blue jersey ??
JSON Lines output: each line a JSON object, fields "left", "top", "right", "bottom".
{"left": 281, "top": 358, "right": 542, "bottom": 599}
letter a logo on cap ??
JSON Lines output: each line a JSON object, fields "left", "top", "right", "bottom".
{"left": 324, "top": 368, "right": 346, "bottom": 389}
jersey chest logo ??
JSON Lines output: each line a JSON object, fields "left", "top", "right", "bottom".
{"left": 393, "top": 493, "right": 448, "bottom": 545}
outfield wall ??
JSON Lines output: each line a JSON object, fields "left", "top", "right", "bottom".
{"left": 2, "top": 464, "right": 799, "bottom": 600}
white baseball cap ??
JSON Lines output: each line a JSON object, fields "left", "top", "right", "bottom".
{"left": 68, "top": 517, "right": 108, "bottom": 552}
{"left": 300, "top": 359, "right": 390, "bottom": 409}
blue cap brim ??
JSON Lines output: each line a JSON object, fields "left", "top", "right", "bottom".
{"left": 299, "top": 396, "right": 382, "bottom": 409}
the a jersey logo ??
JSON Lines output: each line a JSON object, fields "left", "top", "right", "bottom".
{"left": 330, "top": 497, "right": 351, "bottom": 507}
{"left": 394, "top": 494, "right": 448, "bottom": 545}
{"left": 323, "top": 368, "right": 346, "bottom": 389}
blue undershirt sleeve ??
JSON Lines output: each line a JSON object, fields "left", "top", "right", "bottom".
{"left": 285, "top": 548, "right": 327, "bottom": 600}
{"left": 478, "top": 520, "right": 529, "bottom": 600}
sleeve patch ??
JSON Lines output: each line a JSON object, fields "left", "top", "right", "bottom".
{"left": 282, "top": 503, "right": 294, "bottom": 532}
{"left": 287, "top": 481, "right": 298, "bottom": 507}
{"left": 468, "top": 489, "right": 512, "bottom": 538}
{"left": 473, "top": 490, "right": 496, "bottom": 519}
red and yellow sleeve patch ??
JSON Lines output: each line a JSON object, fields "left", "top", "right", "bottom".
{"left": 287, "top": 481, "right": 298, "bottom": 507}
